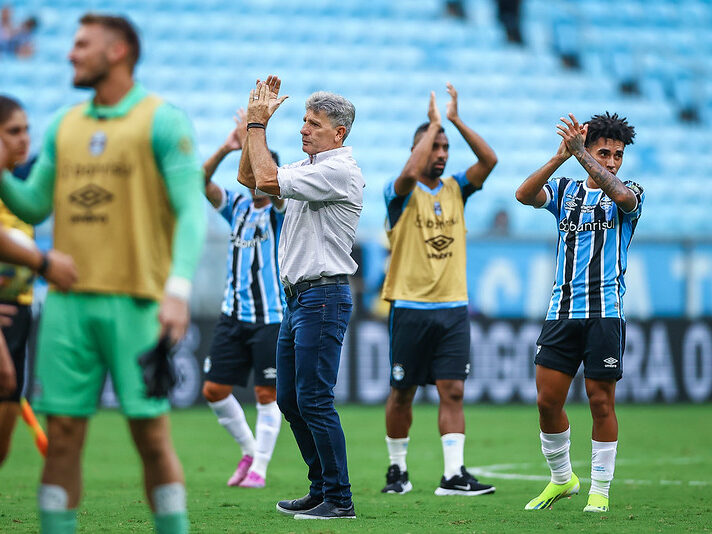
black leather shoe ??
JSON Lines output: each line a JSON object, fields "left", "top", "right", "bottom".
{"left": 294, "top": 501, "right": 356, "bottom": 519}
{"left": 276, "top": 494, "right": 324, "bottom": 515}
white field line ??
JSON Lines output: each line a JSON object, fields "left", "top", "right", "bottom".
{"left": 469, "top": 457, "right": 711, "bottom": 487}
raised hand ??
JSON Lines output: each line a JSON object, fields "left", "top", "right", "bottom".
{"left": 428, "top": 91, "right": 441, "bottom": 126}
{"left": 556, "top": 113, "right": 588, "bottom": 157}
{"left": 261, "top": 75, "right": 282, "bottom": 100}
{"left": 247, "top": 80, "right": 289, "bottom": 126}
{"left": 223, "top": 108, "right": 247, "bottom": 151}
{"left": 446, "top": 82, "right": 459, "bottom": 122}
{"left": 555, "top": 138, "right": 571, "bottom": 161}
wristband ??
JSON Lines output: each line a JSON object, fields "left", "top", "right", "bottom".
{"left": 37, "top": 252, "right": 50, "bottom": 277}
{"left": 247, "top": 122, "right": 266, "bottom": 130}
{"left": 164, "top": 275, "right": 192, "bottom": 301}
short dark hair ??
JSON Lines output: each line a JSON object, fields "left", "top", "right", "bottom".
{"left": 0, "top": 95, "right": 23, "bottom": 124}
{"left": 412, "top": 122, "right": 445, "bottom": 146}
{"left": 584, "top": 112, "right": 635, "bottom": 148}
{"left": 270, "top": 150, "right": 280, "bottom": 166}
{"left": 79, "top": 13, "right": 140, "bottom": 70}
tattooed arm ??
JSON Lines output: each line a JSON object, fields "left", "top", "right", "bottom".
{"left": 557, "top": 113, "right": 637, "bottom": 212}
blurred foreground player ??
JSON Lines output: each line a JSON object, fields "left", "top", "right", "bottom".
{"left": 0, "top": 15, "right": 205, "bottom": 533}
{"left": 380, "top": 85, "right": 497, "bottom": 496}
{"left": 201, "top": 111, "right": 283, "bottom": 489}
{"left": 0, "top": 95, "right": 77, "bottom": 466}
{"left": 516, "top": 112, "right": 643, "bottom": 513}
{"left": 239, "top": 79, "right": 364, "bottom": 519}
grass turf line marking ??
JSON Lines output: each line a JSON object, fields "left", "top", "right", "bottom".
{"left": 469, "top": 459, "right": 711, "bottom": 487}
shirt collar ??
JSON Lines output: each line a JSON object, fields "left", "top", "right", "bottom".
{"left": 83, "top": 83, "right": 147, "bottom": 119}
{"left": 308, "top": 146, "right": 351, "bottom": 164}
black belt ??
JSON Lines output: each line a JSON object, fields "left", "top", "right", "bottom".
{"left": 283, "top": 275, "right": 349, "bottom": 299}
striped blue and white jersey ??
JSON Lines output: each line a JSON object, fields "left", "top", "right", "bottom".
{"left": 540, "top": 177, "right": 644, "bottom": 320}
{"left": 217, "top": 189, "right": 285, "bottom": 324}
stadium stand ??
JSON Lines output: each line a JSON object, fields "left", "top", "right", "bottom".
{"left": 5, "top": 0, "right": 712, "bottom": 243}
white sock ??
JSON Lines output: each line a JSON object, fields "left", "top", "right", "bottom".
{"left": 386, "top": 436, "right": 409, "bottom": 472}
{"left": 38, "top": 484, "right": 68, "bottom": 511}
{"left": 590, "top": 439, "right": 617, "bottom": 498}
{"left": 441, "top": 433, "right": 465, "bottom": 479}
{"left": 540, "top": 427, "right": 573, "bottom": 484}
{"left": 152, "top": 483, "right": 186, "bottom": 515}
{"left": 208, "top": 395, "right": 255, "bottom": 457}
{"left": 249, "top": 401, "right": 281, "bottom": 479}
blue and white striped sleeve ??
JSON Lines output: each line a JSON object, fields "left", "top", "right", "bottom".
{"left": 541, "top": 177, "right": 563, "bottom": 217}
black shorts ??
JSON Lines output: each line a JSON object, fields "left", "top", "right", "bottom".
{"left": 535, "top": 318, "right": 625, "bottom": 381}
{"left": 204, "top": 314, "right": 280, "bottom": 387}
{"left": 0, "top": 303, "right": 32, "bottom": 403}
{"left": 389, "top": 305, "right": 470, "bottom": 388}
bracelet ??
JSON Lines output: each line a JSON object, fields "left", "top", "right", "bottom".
{"left": 247, "top": 122, "right": 266, "bottom": 130}
{"left": 37, "top": 252, "right": 50, "bottom": 277}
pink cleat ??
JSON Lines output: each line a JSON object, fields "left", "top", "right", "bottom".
{"left": 238, "top": 471, "right": 265, "bottom": 488}
{"left": 227, "top": 455, "right": 253, "bottom": 487}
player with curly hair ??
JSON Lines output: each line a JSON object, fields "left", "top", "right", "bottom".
{"left": 516, "top": 112, "right": 643, "bottom": 513}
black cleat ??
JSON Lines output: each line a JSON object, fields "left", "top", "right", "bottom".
{"left": 434, "top": 466, "right": 496, "bottom": 496}
{"left": 381, "top": 464, "right": 413, "bottom": 494}
{"left": 276, "top": 493, "right": 324, "bottom": 515}
{"left": 294, "top": 501, "right": 356, "bottom": 519}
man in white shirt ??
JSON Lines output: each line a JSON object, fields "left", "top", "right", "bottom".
{"left": 238, "top": 76, "right": 364, "bottom": 520}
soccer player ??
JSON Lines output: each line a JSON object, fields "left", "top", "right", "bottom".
{"left": 515, "top": 112, "right": 642, "bottom": 513}
{"left": 239, "top": 79, "right": 363, "bottom": 519}
{"left": 0, "top": 15, "right": 205, "bottom": 533}
{"left": 380, "top": 85, "right": 497, "bottom": 496}
{"left": 0, "top": 94, "right": 77, "bottom": 466}
{"left": 201, "top": 111, "right": 283, "bottom": 489}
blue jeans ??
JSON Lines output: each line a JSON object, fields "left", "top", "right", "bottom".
{"left": 276, "top": 283, "right": 352, "bottom": 506}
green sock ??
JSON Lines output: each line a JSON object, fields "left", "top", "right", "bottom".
{"left": 39, "top": 509, "right": 77, "bottom": 534}
{"left": 154, "top": 512, "right": 189, "bottom": 534}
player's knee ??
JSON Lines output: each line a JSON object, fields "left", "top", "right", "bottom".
{"left": 536, "top": 391, "right": 563, "bottom": 415}
{"left": 390, "top": 387, "right": 416, "bottom": 407}
{"left": 439, "top": 384, "right": 464, "bottom": 405}
{"left": 588, "top": 391, "right": 613, "bottom": 420}
{"left": 202, "top": 382, "right": 230, "bottom": 403}
{"left": 46, "top": 419, "right": 82, "bottom": 459}
{"left": 255, "top": 386, "right": 276, "bottom": 405}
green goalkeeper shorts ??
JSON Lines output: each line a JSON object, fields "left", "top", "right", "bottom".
{"left": 33, "top": 291, "right": 170, "bottom": 418}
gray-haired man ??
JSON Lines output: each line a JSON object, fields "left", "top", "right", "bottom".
{"left": 238, "top": 76, "right": 364, "bottom": 520}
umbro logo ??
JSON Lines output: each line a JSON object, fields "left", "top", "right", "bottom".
{"left": 69, "top": 184, "right": 113, "bottom": 210}
{"left": 603, "top": 357, "right": 618, "bottom": 368}
{"left": 263, "top": 367, "right": 277, "bottom": 380}
{"left": 425, "top": 235, "right": 454, "bottom": 252}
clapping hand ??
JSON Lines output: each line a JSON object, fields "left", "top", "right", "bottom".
{"left": 223, "top": 109, "right": 247, "bottom": 152}
{"left": 246, "top": 75, "right": 289, "bottom": 126}
{"left": 556, "top": 113, "right": 588, "bottom": 158}
{"left": 428, "top": 91, "right": 441, "bottom": 126}
{"left": 445, "top": 82, "right": 459, "bottom": 122}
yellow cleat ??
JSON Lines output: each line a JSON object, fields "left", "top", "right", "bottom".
{"left": 524, "top": 474, "right": 580, "bottom": 510}
{"left": 583, "top": 493, "right": 609, "bottom": 512}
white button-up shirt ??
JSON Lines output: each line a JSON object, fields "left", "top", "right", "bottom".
{"left": 276, "top": 146, "right": 364, "bottom": 285}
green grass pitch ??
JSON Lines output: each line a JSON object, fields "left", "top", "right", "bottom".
{"left": 1, "top": 403, "right": 710, "bottom": 533}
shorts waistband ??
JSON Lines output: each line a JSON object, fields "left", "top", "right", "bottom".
{"left": 283, "top": 275, "right": 349, "bottom": 299}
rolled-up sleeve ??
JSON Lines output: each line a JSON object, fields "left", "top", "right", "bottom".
{"left": 277, "top": 158, "right": 351, "bottom": 202}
